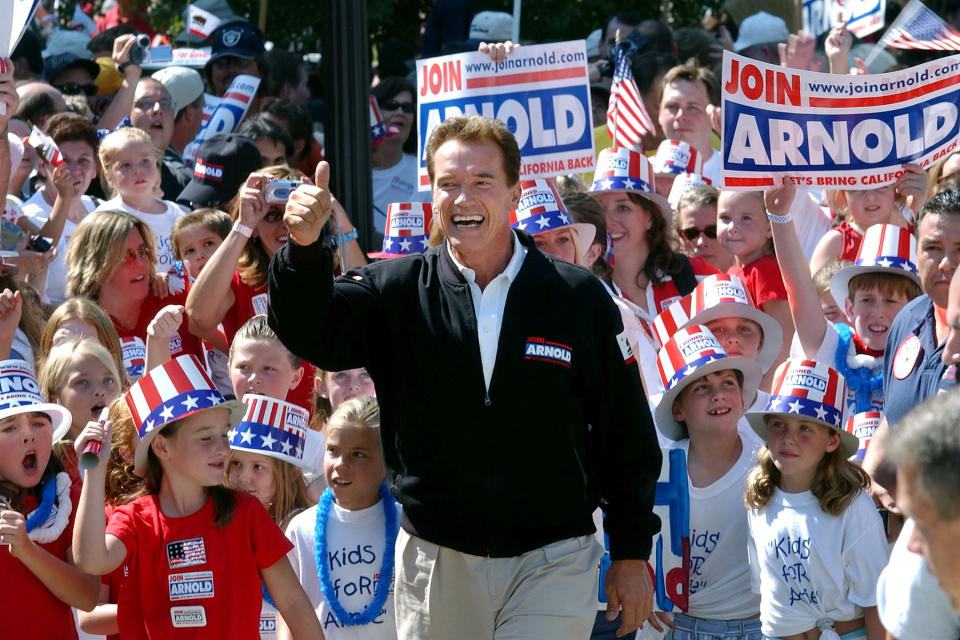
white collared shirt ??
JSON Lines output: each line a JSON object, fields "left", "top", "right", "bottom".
{"left": 446, "top": 230, "right": 527, "bottom": 390}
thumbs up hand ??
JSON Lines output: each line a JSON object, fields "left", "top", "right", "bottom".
{"left": 284, "top": 161, "right": 333, "bottom": 246}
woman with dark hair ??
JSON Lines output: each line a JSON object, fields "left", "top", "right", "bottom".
{"left": 370, "top": 76, "right": 431, "bottom": 236}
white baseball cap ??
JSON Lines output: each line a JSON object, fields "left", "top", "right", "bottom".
{"left": 733, "top": 11, "right": 789, "bottom": 52}
{"left": 152, "top": 66, "right": 205, "bottom": 113}
{"left": 469, "top": 11, "right": 514, "bottom": 42}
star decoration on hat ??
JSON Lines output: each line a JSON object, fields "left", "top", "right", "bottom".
{"left": 535, "top": 215, "right": 551, "bottom": 229}
{"left": 559, "top": 212, "right": 569, "bottom": 224}
{"left": 815, "top": 405, "right": 828, "bottom": 421}
{"left": 228, "top": 428, "right": 238, "bottom": 440}
{"left": 280, "top": 439, "right": 293, "bottom": 455}
{"left": 240, "top": 428, "right": 255, "bottom": 444}
{"left": 295, "top": 442, "right": 304, "bottom": 459}
{"left": 383, "top": 238, "right": 393, "bottom": 250}
{"left": 601, "top": 178, "right": 613, "bottom": 190}
{"left": 182, "top": 395, "right": 199, "bottom": 410}
{"left": 877, "top": 258, "right": 893, "bottom": 268}
{"left": 207, "top": 393, "right": 222, "bottom": 406}
{"left": 770, "top": 397, "right": 784, "bottom": 411}
{"left": 623, "top": 178, "right": 636, "bottom": 190}
{"left": 788, "top": 399, "right": 803, "bottom": 414}
{"left": 420, "top": 238, "right": 430, "bottom": 250}
{"left": 517, "top": 221, "right": 527, "bottom": 230}
{"left": 399, "top": 238, "right": 412, "bottom": 252}
{"left": 260, "top": 432, "right": 277, "bottom": 450}
{"left": 159, "top": 404, "right": 175, "bottom": 421}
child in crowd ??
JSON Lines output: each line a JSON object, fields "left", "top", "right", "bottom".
{"left": 229, "top": 392, "right": 315, "bottom": 638}
{"left": 647, "top": 325, "right": 762, "bottom": 638}
{"left": 310, "top": 368, "right": 377, "bottom": 431}
{"left": 812, "top": 261, "right": 851, "bottom": 326}
{"left": 38, "top": 338, "right": 122, "bottom": 442}
{"left": 765, "top": 183, "right": 922, "bottom": 424}
{"left": 806, "top": 164, "right": 926, "bottom": 276}
{"left": 40, "top": 297, "right": 126, "bottom": 384}
{"left": 19, "top": 113, "right": 101, "bottom": 304}
{"left": 282, "top": 396, "right": 400, "bottom": 640}
{"left": 0, "top": 359, "right": 99, "bottom": 639}
{"left": 230, "top": 315, "right": 305, "bottom": 403}
{"left": 675, "top": 185, "right": 734, "bottom": 273}
{"left": 72, "top": 354, "right": 323, "bottom": 638}
{"left": 745, "top": 360, "right": 888, "bottom": 640}
{"left": 717, "top": 190, "right": 793, "bottom": 385}
{"left": 96, "top": 127, "right": 186, "bottom": 271}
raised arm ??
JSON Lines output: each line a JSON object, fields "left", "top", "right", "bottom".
{"left": 766, "top": 180, "right": 829, "bottom": 358}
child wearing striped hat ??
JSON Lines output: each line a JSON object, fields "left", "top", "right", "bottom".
{"left": 72, "top": 354, "right": 323, "bottom": 638}
{"left": 744, "top": 360, "right": 888, "bottom": 640}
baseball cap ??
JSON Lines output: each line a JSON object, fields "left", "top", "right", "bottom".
{"left": 178, "top": 133, "right": 262, "bottom": 207}
{"left": 209, "top": 21, "right": 265, "bottom": 62}
{"left": 733, "top": 11, "right": 789, "bottom": 52}
{"left": 42, "top": 53, "right": 101, "bottom": 84}
{"left": 469, "top": 11, "right": 514, "bottom": 42}
{"left": 152, "top": 66, "right": 205, "bottom": 112}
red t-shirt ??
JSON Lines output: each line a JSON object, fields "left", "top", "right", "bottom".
{"left": 835, "top": 220, "right": 916, "bottom": 263}
{"left": 1, "top": 481, "right": 82, "bottom": 640}
{"left": 105, "top": 491, "right": 291, "bottom": 639}
{"left": 223, "top": 271, "right": 316, "bottom": 411}
{"left": 111, "top": 289, "right": 202, "bottom": 380}
{"left": 728, "top": 253, "right": 788, "bottom": 307}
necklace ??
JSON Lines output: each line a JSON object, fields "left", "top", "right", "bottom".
{"left": 25, "top": 472, "right": 72, "bottom": 543}
{"left": 314, "top": 483, "right": 398, "bottom": 626}
{"left": 835, "top": 323, "right": 883, "bottom": 414}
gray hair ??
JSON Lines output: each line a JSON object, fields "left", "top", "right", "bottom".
{"left": 886, "top": 391, "right": 960, "bottom": 520}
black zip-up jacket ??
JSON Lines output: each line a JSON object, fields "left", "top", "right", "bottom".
{"left": 268, "top": 230, "right": 662, "bottom": 559}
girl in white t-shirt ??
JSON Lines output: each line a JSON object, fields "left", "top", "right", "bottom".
{"left": 95, "top": 127, "right": 185, "bottom": 271}
{"left": 282, "top": 397, "right": 400, "bottom": 640}
{"left": 744, "top": 360, "right": 888, "bottom": 640}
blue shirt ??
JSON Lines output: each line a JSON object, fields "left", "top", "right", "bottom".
{"left": 882, "top": 294, "right": 946, "bottom": 427}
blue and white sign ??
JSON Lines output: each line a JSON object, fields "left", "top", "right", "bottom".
{"left": 415, "top": 40, "right": 596, "bottom": 191}
{"left": 803, "top": 0, "right": 886, "bottom": 39}
{"left": 185, "top": 74, "right": 260, "bottom": 160}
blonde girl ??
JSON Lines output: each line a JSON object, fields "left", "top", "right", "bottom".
{"left": 39, "top": 298, "right": 126, "bottom": 387}
{"left": 95, "top": 126, "right": 186, "bottom": 270}
{"left": 744, "top": 360, "right": 888, "bottom": 640}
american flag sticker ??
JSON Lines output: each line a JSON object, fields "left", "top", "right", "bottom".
{"left": 166, "top": 537, "right": 207, "bottom": 569}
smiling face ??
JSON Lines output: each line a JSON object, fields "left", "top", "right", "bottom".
{"left": 844, "top": 185, "right": 897, "bottom": 229}
{"left": 0, "top": 412, "right": 53, "bottom": 489}
{"left": 379, "top": 90, "right": 415, "bottom": 144}
{"left": 845, "top": 283, "right": 910, "bottom": 351}
{"left": 917, "top": 212, "right": 960, "bottom": 309}
{"left": 153, "top": 408, "right": 232, "bottom": 487}
{"left": 595, "top": 191, "right": 652, "bottom": 259}
{"left": 432, "top": 138, "right": 519, "bottom": 270}
{"left": 105, "top": 141, "right": 161, "bottom": 201}
{"left": 672, "top": 369, "right": 744, "bottom": 436}
{"left": 229, "top": 338, "right": 303, "bottom": 401}
{"left": 256, "top": 205, "right": 289, "bottom": 258}
{"left": 228, "top": 449, "right": 276, "bottom": 507}
{"left": 717, "top": 191, "right": 771, "bottom": 265}
{"left": 763, "top": 414, "right": 840, "bottom": 493}
{"left": 177, "top": 224, "right": 224, "bottom": 279}
{"left": 323, "top": 422, "right": 385, "bottom": 510}
{"left": 55, "top": 355, "right": 120, "bottom": 439}
{"left": 705, "top": 317, "right": 763, "bottom": 360}
{"left": 101, "top": 227, "right": 151, "bottom": 303}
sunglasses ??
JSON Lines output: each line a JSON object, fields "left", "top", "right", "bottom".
{"left": 379, "top": 100, "right": 415, "bottom": 114}
{"left": 122, "top": 246, "right": 150, "bottom": 266}
{"left": 134, "top": 98, "right": 174, "bottom": 112}
{"left": 679, "top": 225, "right": 717, "bottom": 241}
{"left": 56, "top": 82, "right": 98, "bottom": 97}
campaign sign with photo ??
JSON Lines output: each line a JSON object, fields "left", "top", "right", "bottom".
{"left": 722, "top": 50, "right": 960, "bottom": 190}
{"left": 803, "top": 0, "right": 886, "bottom": 39}
{"left": 415, "top": 40, "right": 595, "bottom": 191}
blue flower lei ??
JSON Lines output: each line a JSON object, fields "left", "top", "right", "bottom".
{"left": 834, "top": 323, "right": 883, "bottom": 414}
{"left": 314, "top": 483, "right": 397, "bottom": 626}
{"left": 24, "top": 475, "right": 57, "bottom": 533}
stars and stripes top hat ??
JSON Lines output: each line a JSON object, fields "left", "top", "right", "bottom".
{"left": 667, "top": 171, "right": 711, "bottom": 211}
{"left": 0, "top": 360, "right": 72, "bottom": 443}
{"left": 368, "top": 202, "right": 433, "bottom": 259}
{"left": 746, "top": 359, "right": 859, "bottom": 457}
{"left": 510, "top": 180, "right": 595, "bottom": 259}
{"left": 230, "top": 394, "right": 315, "bottom": 469}
{"left": 652, "top": 140, "right": 702, "bottom": 177}
{"left": 369, "top": 95, "right": 387, "bottom": 147}
{"left": 652, "top": 274, "right": 783, "bottom": 373}
{"left": 590, "top": 146, "right": 671, "bottom": 222}
{"left": 844, "top": 410, "right": 882, "bottom": 462}
{"left": 655, "top": 325, "right": 761, "bottom": 441}
{"left": 126, "top": 354, "right": 243, "bottom": 475}
{"left": 829, "top": 224, "right": 921, "bottom": 305}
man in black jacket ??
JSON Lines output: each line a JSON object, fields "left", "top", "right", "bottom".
{"left": 269, "top": 115, "right": 661, "bottom": 639}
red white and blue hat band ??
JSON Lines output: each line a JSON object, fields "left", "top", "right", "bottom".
{"left": 653, "top": 139, "right": 702, "bottom": 175}
{"left": 231, "top": 394, "right": 311, "bottom": 468}
{"left": 845, "top": 410, "right": 881, "bottom": 462}
{"left": 829, "top": 224, "right": 920, "bottom": 304}
{"left": 590, "top": 147, "right": 656, "bottom": 195}
{"left": 511, "top": 179, "right": 568, "bottom": 233}
{"left": 372, "top": 202, "right": 432, "bottom": 258}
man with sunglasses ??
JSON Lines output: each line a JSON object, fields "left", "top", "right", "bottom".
{"left": 675, "top": 185, "right": 734, "bottom": 271}
{"left": 42, "top": 53, "right": 101, "bottom": 104}
{"left": 204, "top": 21, "right": 266, "bottom": 105}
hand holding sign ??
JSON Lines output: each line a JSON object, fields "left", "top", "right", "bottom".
{"left": 285, "top": 161, "right": 332, "bottom": 247}
{"left": 0, "top": 57, "right": 17, "bottom": 125}
{"left": 895, "top": 162, "right": 927, "bottom": 214}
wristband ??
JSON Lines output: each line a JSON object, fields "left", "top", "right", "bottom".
{"left": 117, "top": 60, "right": 137, "bottom": 75}
{"left": 766, "top": 210, "right": 793, "bottom": 224}
{"left": 233, "top": 221, "right": 254, "bottom": 238}
{"left": 335, "top": 228, "right": 358, "bottom": 245}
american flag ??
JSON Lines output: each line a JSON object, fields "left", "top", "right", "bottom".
{"left": 876, "top": 0, "right": 960, "bottom": 51}
{"left": 606, "top": 45, "right": 655, "bottom": 152}
{"left": 166, "top": 537, "right": 207, "bottom": 569}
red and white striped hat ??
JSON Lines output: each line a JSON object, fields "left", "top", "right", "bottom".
{"left": 230, "top": 393, "right": 318, "bottom": 469}
{"left": 746, "top": 359, "right": 859, "bottom": 457}
{"left": 651, "top": 274, "right": 783, "bottom": 372}
{"left": 126, "top": 354, "right": 243, "bottom": 475}
{"left": 844, "top": 410, "right": 882, "bottom": 463}
{"left": 655, "top": 324, "right": 761, "bottom": 441}
{"left": 652, "top": 139, "right": 702, "bottom": 176}
{"left": 510, "top": 180, "right": 595, "bottom": 258}
{"left": 829, "top": 224, "right": 921, "bottom": 304}
{"left": 668, "top": 171, "right": 711, "bottom": 210}
{"left": 369, "top": 202, "right": 433, "bottom": 259}
{"left": 590, "top": 147, "right": 671, "bottom": 221}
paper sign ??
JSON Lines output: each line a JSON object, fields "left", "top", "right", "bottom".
{"left": 2, "top": 0, "right": 41, "bottom": 57}
{"left": 184, "top": 75, "right": 260, "bottom": 160}
{"left": 651, "top": 446, "right": 690, "bottom": 613}
{"left": 415, "top": 40, "right": 595, "bottom": 191}
{"left": 142, "top": 48, "right": 212, "bottom": 71}
{"left": 803, "top": 0, "right": 886, "bottom": 39}
{"left": 721, "top": 50, "right": 960, "bottom": 190}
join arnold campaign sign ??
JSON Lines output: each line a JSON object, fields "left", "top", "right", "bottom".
{"left": 722, "top": 50, "right": 960, "bottom": 190}
{"left": 415, "top": 41, "right": 596, "bottom": 191}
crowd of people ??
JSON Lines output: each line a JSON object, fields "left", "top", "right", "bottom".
{"left": 0, "top": 2, "right": 958, "bottom": 640}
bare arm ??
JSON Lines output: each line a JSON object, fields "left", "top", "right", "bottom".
{"left": 77, "top": 583, "right": 119, "bottom": 635}
{"left": 262, "top": 556, "right": 325, "bottom": 640}
{"left": 0, "top": 57, "right": 17, "bottom": 196}
{"left": 145, "top": 304, "right": 184, "bottom": 370}
{"left": 865, "top": 606, "right": 884, "bottom": 640}
{"left": 766, "top": 182, "right": 829, "bottom": 358}
{"left": 96, "top": 36, "right": 140, "bottom": 131}
{"left": 809, "top": 229, "right": 845, "bottom": 277}
{"left": 38, "top": 164, "right": 77, "bottom": 245}
{"left": 760, "top": 299, "right": 795, "bottom": 390}
{"left": 331, "top": 197, "right": 366, "bottom": 271}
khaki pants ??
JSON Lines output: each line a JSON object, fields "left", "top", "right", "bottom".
{"left": 395, "top": 529, "right": 603, "bottom": 640}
